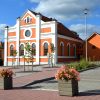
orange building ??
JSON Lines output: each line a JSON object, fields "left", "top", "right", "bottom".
{"left": 4, "top": 9, "right": 83, "bottom": 66}
{"left": 85, "top": 32, "right": 100, "bottom": 61}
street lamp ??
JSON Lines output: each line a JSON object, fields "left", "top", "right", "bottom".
{"left": 84, "top": 8, "right": 88, "bottom": 61}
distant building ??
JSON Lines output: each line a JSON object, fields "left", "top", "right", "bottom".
{"left": 0, "top": 42, "right": 4, "bottom": 65}
{"left": 84, "top": 32, "right": 100, "bottom": 61}
{"left": 4, "top": 9, "right": 83, "bottom": 66}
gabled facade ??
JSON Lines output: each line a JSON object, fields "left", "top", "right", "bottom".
{"left": 4, "top": 9, "right": 83, "bottom": 66}
{"left": 85, "top": 32, "right": 100, "bottom": 61}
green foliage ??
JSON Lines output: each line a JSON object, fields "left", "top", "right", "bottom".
{"left": 69, "top": 58, "right": 97, "bottom": 71}
{"left": 13, "top": 50, "right": 17, "bottom": 56}
{"left": 50, "top": 43, "right": 54, "bottom": 53}
{"left": 24, "top": 42, "right": 34, "bottom": 63}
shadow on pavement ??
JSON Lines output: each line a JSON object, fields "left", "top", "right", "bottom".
{"left": 79, "top": 90, "right": 100, "bottom": 96}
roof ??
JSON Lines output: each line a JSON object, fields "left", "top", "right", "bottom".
{"left": 57, "top": 22, "right": 82, "bottom": 40}
{"left": 27, "top": 9, "right": 83, "bottom": 41}
{"left": 29, "top": 9, "right": 53, "bottom": 22}
{"left": 87, "top": 32, "right": 100, "bottom": 41}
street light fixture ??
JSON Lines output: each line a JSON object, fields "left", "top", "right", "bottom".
{"left": 84, "top": 8, "right": 88, "bottom": 61}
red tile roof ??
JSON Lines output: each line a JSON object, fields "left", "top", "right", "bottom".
{"left": 29, "top": 9, "right": 82, "bottom": 40}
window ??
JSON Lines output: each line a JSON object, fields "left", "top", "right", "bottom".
{"left": 44, "top": 43, "right": 48, "bottom": 56}
{"left": 25, "top": 30, "right": 31, "bottom": 37}
{"left": 60, "top": 43, "right": 64, "bottom": 56}
{"left": 27, "top": 17, "right": 30, "bottom": 23}
{"left": 20, "top": 44, "right": 24, "bottom": 56}
{"left": 24, "top": 17, "right": 31, "bottom": 23}
{"left": 73, "top": 45, "right": 76, "bottom": 56}
{"left": 32, "top": 43, "right": 36, "bottom": 55}
{"left": 67, "top": 44, "right": 70, "bottom": 56}
{"left": 10, "top": 45, "right": 14, "bottom": 56}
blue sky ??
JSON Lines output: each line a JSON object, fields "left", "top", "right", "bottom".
{"left": 0, "top": 0, "right": 100, "bottom": 41}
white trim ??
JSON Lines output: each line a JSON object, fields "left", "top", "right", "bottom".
{"left": 16, "top": 18, "right": 20, "bottom": 66}
{"left": 20, "top": 38, "right": 36, "bottom": 41}
{"left": 23, "top": 28, "right": 32, "bottom": 38}
{"left": 41, "top": 32, "right": 53, "bottom": 34}
{"left": 36, "top": 14, "right": 41, "bottom": 64}
{"left": 42, "top": 41, "right": 49, "bottom": 46}
{"left": 21, "top": 10, "right": 36, "bottom": 20}
{"left": 8, "top": 36, "right": 16, "bottom": 38}
{"left": 31, "top": 42, "right": 36, "bottom": 45}
{"left": 60, "top": 41, "right": 64, "bottom": 46}
{"left": 9, "top": 43, "right": 15, "bottom": 47}
{"left": 20, "top": 24, "right": 36, "bottom": 29}
{"left": 58, "top": 56, "right": 76, "bottom": 58}
{"left": 4, "top": 27, "right": 8, "bottom": 66}
{"left": 67, "top": 43, "right": 70, "bottom": 46}
{"left": 58, "top": 34, "right": 83, "bottom": 43}
{"left": 8, "top": 39, "right": 16, "bottom": 42}
{"left": 40, "top": 56, "right": 48, "bottom": 58}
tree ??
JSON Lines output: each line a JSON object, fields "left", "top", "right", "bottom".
{"left": 12, "top": 50, "right": 17, "bottom": 67}
{"left": 24, "top": 42, "right": 35, "bottom": 71}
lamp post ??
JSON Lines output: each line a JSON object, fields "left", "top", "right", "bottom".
{"left": 84, "top": 8, "right": 88, "bottom": 61}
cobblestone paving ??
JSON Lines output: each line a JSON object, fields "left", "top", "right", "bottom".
{"left": 0, "top": 66, "right": 100, "bottom": 100}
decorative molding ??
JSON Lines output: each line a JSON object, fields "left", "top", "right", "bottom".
{"left": 23, "top": 28, "right": 32, "bottom": 39}
{"left": 42, "top": 41, "right": 49, "bottom": 46}
{"left": 20, "top": 24, "right": 36, "bottom": 29}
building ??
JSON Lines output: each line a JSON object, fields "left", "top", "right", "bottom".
{"left": 85, "top": 32, "right": 100, "bottom": 61}
{"left": 0, "top": 42, "right": 4, "bottom": 66}
{"left": 4, "top": 9, "right": 83, "bottom": 66}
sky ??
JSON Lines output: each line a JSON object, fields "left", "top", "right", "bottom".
{"left": 0, "top": 0, "right": 100, "bottom": 41}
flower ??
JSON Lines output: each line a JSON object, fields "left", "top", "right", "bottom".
{"left": 55, "top": 65, "right": 80, "bottom": 81}
{"left": 0, "top": 68, "right": 14, "bottom": 78}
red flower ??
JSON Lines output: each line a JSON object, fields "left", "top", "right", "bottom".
{"left": 55, "top": 65, "right": 80, "bottom": 81}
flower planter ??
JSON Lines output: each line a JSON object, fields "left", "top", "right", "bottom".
{"left": 0, "top": 77, "right": 13, "bottom": 90}
{"left": 58, "top": 79, "right": 78, "bottom": 96}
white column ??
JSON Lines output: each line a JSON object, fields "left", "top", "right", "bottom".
{"left": 16, "top": 17, "right": 20, "bottom": 65}
{"left": 36, "top": 14, "right": 41, "bottom": 64}
{"left": 4, "top": 26, "right": 9, "bottom": 66}
{"left": 52, "top": 21, "right": 57, "bottom": 64}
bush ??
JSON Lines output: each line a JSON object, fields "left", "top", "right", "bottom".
{"left": 68, "top": 58, "right": 96, "bottom": 71}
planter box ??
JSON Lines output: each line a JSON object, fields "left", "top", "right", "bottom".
{"left": 0, "top": 77, "right": 13, "bottom": 90}
{"left": 58, "top": 79, "right": 78, "bottom": 96}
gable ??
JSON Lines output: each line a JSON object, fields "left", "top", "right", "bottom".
{"left": 20, "top": 10, "right": 36, "bottom": 26}
{"left": 88, "top": 34, "right": 100, "bottom": 48}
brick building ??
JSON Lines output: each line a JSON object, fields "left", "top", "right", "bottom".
{"left": 4, "top": 9, "right": 83, "bottom": 66}
{"left": 85, "top": 32, "right": 100, "bottom": 61}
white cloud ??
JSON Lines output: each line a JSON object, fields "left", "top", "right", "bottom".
{"left": 0, "top": 24, "right": 7, "bottom": 41}
{"left": 30, "top": 0, "right": 100, "bottom": 21}
{"left": 69, "top": 24, "right": 100, "bottom": 39}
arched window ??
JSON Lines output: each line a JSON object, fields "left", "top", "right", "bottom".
{"left": 60, "top": 42, "right": 64, "bottom": 56}
{"left": 67, "top": 44, "right": 70, "bottom": 56}
{"left": 20, "top": 44, "right": 24, "bottom": 56}
{"left": 10, "top": 45, "right": 14, "bottom": 56}
{"left": 27, "top": 17, "right": 30, "bottom": 23}
{"left": 73, "top": 45, "right": 76, "bottom": 56}
{"left": 32, "top": 43, "right": 36, "bottom": 55}
{"left": 44, "top": 43, "right": 48, "bottom": 56}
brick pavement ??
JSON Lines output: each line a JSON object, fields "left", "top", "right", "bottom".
{"left": 0, "top": 66, "right": 100, "bottom": 100}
